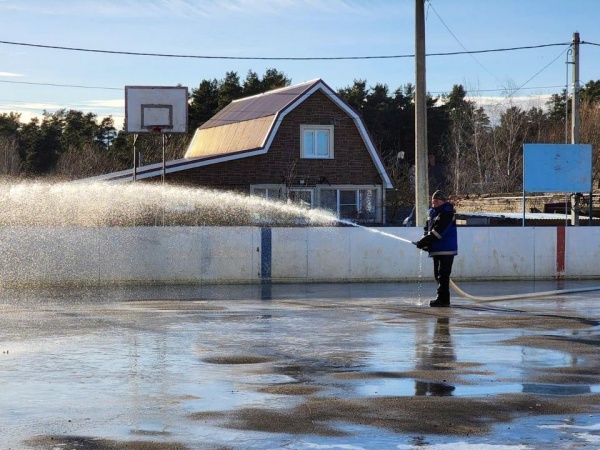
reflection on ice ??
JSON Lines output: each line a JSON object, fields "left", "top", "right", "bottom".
{"left": 1, "top": 282, "right": 600, "bottom": 449}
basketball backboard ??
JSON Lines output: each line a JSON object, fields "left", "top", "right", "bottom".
{"left": 125, "top": 86, "right": 188, "bottom": 134}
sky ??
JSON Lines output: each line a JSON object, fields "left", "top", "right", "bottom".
{"left": 1, "top": 0, "right": 599, "bottom": 129}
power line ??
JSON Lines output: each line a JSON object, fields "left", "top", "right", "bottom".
{"left": 0, "top": 77, "right": 566, "bottom": 95}
{"left": 506, "top": 47, "right": 571, "bottom": 99}
{"left": 424, "top": 0, "right": 576, "bottom": 105}
{"left": 425, "top": 0, "right": 498, "bottom": 81}
{"left": 0, "top": 37, "right": 584, "bottom": 118}
{"left": 0, "top": 39, "right": 571, "bottom": 60}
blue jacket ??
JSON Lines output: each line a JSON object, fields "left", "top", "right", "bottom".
{"left": 424, "top": 202, "right": 458, "bottom": 256}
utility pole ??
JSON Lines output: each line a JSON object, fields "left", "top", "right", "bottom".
{"left": 414, "top": 0, "right": 429, "bottom": 226}
{"left": 571, "top": 32, "right": 581, "bottom": 225}
{"left": 571, "top": 32, "right": 580, "bottom": 145}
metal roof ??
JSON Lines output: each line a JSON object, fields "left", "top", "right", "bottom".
{"left": 199, "top": 80, "right": 318, "bottom": 130}
{"left": 185, "top": 115, "right": 275, "bottom": 158}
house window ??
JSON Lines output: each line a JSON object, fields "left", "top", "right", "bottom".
{"left": 251, "top": 185, "right": 314, "bottom": 209}
{"left": 289, "top": 189, "right": 314, "bottom": 209}
{"left": 251, "top": 185, "right": 285, "bottom": 201}
{"left": 319, "top": 187, "right": 378, "bottom": 222}
{"left": 301, "top": 125, "right": 334, "bottom": 159}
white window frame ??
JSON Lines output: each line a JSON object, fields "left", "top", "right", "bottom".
{"left": 300, "top": 125, "right": 334, "bottom": 159}
{"left": 251, "top": 184, "right": 315, "bottom": 209}
{"left": 317, "top": 185, "right": 382, "bottom": 223}
{"left": 250, "top": 184, "right": 285, "bottom": 201}
{"left": 288, "top": 188, "right": 314, "bottom": 209}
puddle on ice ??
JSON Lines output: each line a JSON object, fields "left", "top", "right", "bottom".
{"left": 1, "top": 282, "right": 600, "bottom": 449}
{"left": 357, "top": 378, "right": 600, "bottom": 397}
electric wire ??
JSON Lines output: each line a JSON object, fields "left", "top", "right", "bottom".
{"left": 0, "top": 38, "right": 591, "bottom": 118}
{"left": 0, "top": 78, "right": 566, "bottom": 95}
{"left": 0, "top": 39, "right": 571, "bottom": 60}
{"left": 423, "top": 0, "right": 569, "bottom": 111}
{"left": 425, "top": 0, "right": 499, "bottom": 82}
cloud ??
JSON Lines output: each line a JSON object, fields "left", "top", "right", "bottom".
{"left": 0, "top": 100, "right": 125, "bottom": 128}
{"left": 0, "top": 101, "right": 63, "bottom": 112}
{"left": 0, "top": 71, "right": 23, "bottom": 77}
{"left": 0, "top": 102, "right": 65, "bottom": 124}
{"left": 85, "top": 99, "right": 124, "bottom": 109}
{"left": 0, "top": 0, "right": 373, "bottom": 19}
{"left": 469, "top": 94, "right": 552, "bottom": 111}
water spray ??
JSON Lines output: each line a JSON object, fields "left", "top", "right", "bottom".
{"left": 336, "top": 219, "right": 414, "bottom": 244}
{"left": 0, "top": 181, "right": 338, "bottom": 227}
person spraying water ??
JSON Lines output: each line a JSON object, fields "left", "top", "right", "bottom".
{"left": 414, "top": 190, "right": 458, "bottom": 307}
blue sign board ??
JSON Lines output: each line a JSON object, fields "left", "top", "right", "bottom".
{"left": 523, "top": 144, "right": 592, "bottom": 193}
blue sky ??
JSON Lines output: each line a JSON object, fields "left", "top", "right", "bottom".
{"left": 1, "top": 0, "right": 599, "bottom": 128}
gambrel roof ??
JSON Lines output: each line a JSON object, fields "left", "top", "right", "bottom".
{"left": 184, "top": 78, "right": 392, "bottom": 187}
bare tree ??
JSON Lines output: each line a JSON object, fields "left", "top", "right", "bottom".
{"left": 131, "top": 133, "right": 191, "bottom": 166}
{"left": 0, "top": 136, "right": 22, "bottom": 176}
{"left": 444, "top": 97, "right": 492, "bottom": 195}
{"left": 383, "top": 152, "right": 413, "bottom": 223}
{"left": 55, "top": 143, "right": 121, "bottom": 180}
{"left": 579, "top": 102, "right": 600, "bottom": 188}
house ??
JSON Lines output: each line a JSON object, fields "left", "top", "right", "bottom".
{"left": 93, "top": 79, "right": 393, "bottom": 223}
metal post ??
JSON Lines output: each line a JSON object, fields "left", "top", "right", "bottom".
{"left": 162, "top": 133, "right": 166, "bottom": 184}
{"left": 132, "top": 134, "right": 138, "bottom": 182}
{"left": 414, "top": 0, "right": 429, "bottom": 226}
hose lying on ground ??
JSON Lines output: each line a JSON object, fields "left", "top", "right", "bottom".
{"left": 449, "top": 279, "right": 600, "bottom": 303}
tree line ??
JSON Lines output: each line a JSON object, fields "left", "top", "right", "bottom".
{"left": 1, "top": 68, "right": 599, "bottom": 202}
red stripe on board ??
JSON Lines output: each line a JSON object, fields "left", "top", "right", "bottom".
{"left": 556, "top": 226, "right": 565, "bottom": 275}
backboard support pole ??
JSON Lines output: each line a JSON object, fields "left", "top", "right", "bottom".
{"left": 132, "top": 134, "right": 139, "bottom": 182}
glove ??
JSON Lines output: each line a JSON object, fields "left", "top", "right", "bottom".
{"left": 415, "top": 234, "right": 434, "bottom": 250}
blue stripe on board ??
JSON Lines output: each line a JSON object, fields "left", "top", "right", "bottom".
{"left": 261, "top": 227, "right": 272, "bottom": 281}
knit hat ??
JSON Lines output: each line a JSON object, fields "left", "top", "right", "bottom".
{"left": 432, "top": 190, "right": 448, "bottom": 201}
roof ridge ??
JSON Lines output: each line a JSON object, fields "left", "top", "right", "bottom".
{"left": 231, "top": 78, "right": 322, "bottom": 103}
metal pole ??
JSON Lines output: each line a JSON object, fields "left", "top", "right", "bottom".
{"left": 162, "top": 133, "right": 166, "bottom": 184}
{"left": 132, "top": 134, "right": 138, "bottom": 182}
{"left": 414, "top": 0, "right": 429, "bottom": 226}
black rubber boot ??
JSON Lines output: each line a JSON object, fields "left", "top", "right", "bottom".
{"left": 430, "top": 292, "right": 450, "bottom": 307}
{"left": 429, "top": 298, "right": 450, "bottom": 307}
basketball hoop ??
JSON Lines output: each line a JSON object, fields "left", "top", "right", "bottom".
{"left": 124, "top": 86, "right": 187, "bottom": 134}
{"left": 125, "top": 86, "right": 188, "bottom": 184}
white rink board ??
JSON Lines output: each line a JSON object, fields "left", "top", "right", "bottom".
{"left": 0, "top": 226, "right": 598, "bottom": 285}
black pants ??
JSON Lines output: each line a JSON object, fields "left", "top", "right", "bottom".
{"left": 433, "top": 255, "right": 454, "bottom": 301}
